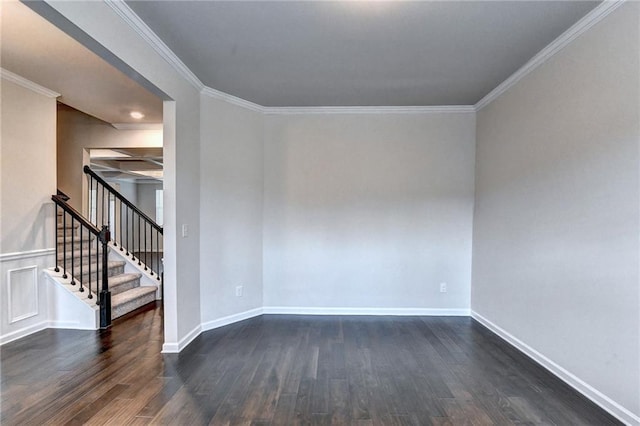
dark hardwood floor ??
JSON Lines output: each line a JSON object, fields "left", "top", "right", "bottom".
{"left": 1, "top": 306, "right": 620, "bottom": 425}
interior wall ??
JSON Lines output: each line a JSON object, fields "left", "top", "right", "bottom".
{"left": 199, "top": 95, "right": 264, "bottom": 325}
{"left": 472, "top": 3, "right": 639, "bottom": 422}
{"left": 56, "top": 104, "right": 162, "bottom": 212}
{"left": 263, "top": 112, "right": 475, "bottom": 312}
{"left": 0, "top": 76, "right": 57, "bottom": 343}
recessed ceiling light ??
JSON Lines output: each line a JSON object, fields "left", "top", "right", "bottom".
{"left": 130, "top": 111, "right": 144, "bottom": 119}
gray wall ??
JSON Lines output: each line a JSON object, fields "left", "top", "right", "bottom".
{"left": 200, "top": 95, "right": 264, "bottom": 324}
{"left": 472, "top": 3, "right": 639, "bottom": 421}
{"left": 264, "top": 112, "right": 476, "bottom": 311}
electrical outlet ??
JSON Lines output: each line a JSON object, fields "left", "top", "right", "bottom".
{"left": 440, "top": 282, "right": 447, "bottom": 293}
{"left": 235, "top": 285, "right": 243, "bottom": 297}
{"left": 182, "top": 224, "right": 188, "bottom": 238}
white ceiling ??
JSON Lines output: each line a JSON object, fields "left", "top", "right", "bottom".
{"left": 126, "top": 0, "right": 599, "bottom": 107}
{"left": 1, "top": 1, "right": 163, "bottom": 124}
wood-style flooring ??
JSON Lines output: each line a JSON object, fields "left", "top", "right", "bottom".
{"left": 1, "top": 305, "right": 620, "bottom": 425}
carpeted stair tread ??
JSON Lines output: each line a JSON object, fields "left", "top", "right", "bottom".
{"left": 112, "top": 286, "right": 157, "bottom": 319}
{"left": 109, "top": 273, "right": 142, "bottom": 296}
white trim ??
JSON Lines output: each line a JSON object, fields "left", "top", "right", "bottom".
{"left": 201, "top": 86, "right": 264, "bottom": 113}
{"left": 263, "top": 307, "right": 470, "bottom": 316}
{"left": 264, "top": 105, "right": 476, "bottom": 115}
{"left": 7, "top": 265, "right": 39, "bottom": 323}
{"left": 111, "top": 123, "right": 163, "bottom": 131}
{"left": 201, "top": 307, "right": 264, "bottom": 332}
{"left": 48, "top": 320, "right": 96, "bottom": 330}
{"left": 475, "top": 0, "right": 626, "bottom": 110}
{"left": 0, "top": 248, "right": 55, "bottom": 262}
{"left": 104, "top": 0, "right": 204, "bottom": 91}
{"left": 0, "top": 68, "right": 60, "bottom": 98}
{"left": 471, "top": 310, "right": 640, "bottom": 425}
{"left": 161, "top": 323, "right": 202, "bottom": 353}
{"left": 0, "top": 321, "right": 49, "bottom": 346}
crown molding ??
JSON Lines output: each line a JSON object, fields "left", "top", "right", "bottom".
{"left": 475, "top": 0, "right": 626, "bottom": 111}
{"left": 0, "top": 68, "right": 60, "bottom": 98}
{"left": 111, "top": 123, "right": 163, "bottom": 130}
{"left": 200, "top": 86, "right": 265, "bottom": 113}
{"left": 264, "top": 105, "right": 476, "bottom": 115}
{"left": 104, "top": 0, "right": 204, "bottom": 91}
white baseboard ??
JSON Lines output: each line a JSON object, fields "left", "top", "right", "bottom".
{"left": 161, "top": 323, "right": 202, "bottom": 353}
{"left": 0, "top": 321, "right": 49, "bottom": 346}
{"left": 471, "top": 310, "right": 640, "bottom": 426}
{"left": 48, "top": 320, "right": 97, "bottom": 330}
{"left": 263, "top": 306, "right": 470, "bottom": 316}
{"left": 201, "top": 307, "right": 264, "bottom": 332}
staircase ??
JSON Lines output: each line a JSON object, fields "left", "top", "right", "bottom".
{"left": 45, "top": 171, "right": 163, "bottom": 329}
{"left": 55, "top": 209, "right": 157, "bottom": 320}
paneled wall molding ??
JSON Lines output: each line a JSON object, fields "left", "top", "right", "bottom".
{"left": 471, "top": 311, "right": 640, "bottom": 425}
{"left": 0, "top": 68, "right": 60, "bottom": 98}
{"left": 0, "top": 248, "right": 55, "bottom": 262}
{"left": 7, "top": 265, "right": 39, "bottom": 324}
{"left": 475, "top": 0, "right": 626, "bottom": 110}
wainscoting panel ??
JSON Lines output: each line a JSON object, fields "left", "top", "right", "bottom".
{"left": 7, "top": 265, "right": 39, "bottom": 323}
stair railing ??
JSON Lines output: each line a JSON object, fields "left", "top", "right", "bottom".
{"left": 83, "top": 165, "right": 163, "bottom": 281}
{"left": 52, "top": 193, "right": 112, "bottom": 328}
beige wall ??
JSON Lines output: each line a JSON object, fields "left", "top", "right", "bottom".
{"left": 56, "top": 104, "right": 162, "bottom": 212}
{"left": 1, "top": 79, "right": 57, "bottom": 254}
{"left": 264, "top": 112, "right": 476, "bottom": 311}
{"left": 1, "top": 76, "right": 57, "bottom": 342}
{"left": 472, "top": 3, "right": 639, "bottom": 422}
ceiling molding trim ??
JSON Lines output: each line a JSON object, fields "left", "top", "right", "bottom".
{"left": 111, "top": 123, "right": 163, "bottom": 130}
{"left": 104, "top": 0, "right": 204, "bottom": 91}
{"left": 475, "top": 0, "right": 626, "bottom": 111}
{"left": 1, "top": 68, "right": 60, "bottom": 98}
{"left": 264, "top": 105, "right": 476, "bottom": 115}
{"left": 200, "top": 86, "right": 265, "bottom": 113}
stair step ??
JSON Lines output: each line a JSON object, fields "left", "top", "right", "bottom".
{"left": 109, "top": 273, "right": 142, "bottom": 296}
{"left": 61, "top": 260, "right": 126, "bottom": 283}
{"left": 57, "top": 235, "right": 95, "bottom": 244}
{"left": 57, "top": 246, "right": 105, "bottom": 258}
{"left": 112, "top": 286, "right": 157, "bottom": 319}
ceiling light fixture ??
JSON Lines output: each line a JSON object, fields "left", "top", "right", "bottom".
{"left": 130, "top": 111, "right": 145, "bottom": 119}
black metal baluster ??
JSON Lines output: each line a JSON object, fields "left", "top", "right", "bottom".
{"left": 157, "top": 229, "right": 161, "bottom": 280}
{"left": 126, "top": 206, "right": 130, "bottom": 256}
{"left": 144, "top": 221, "right": 148, "bottom": 271}
{"left": 55, "top": 205, "right": 60, "bottom": 273}
{"left": 70, "top": 217, "right": 76, "bottom": 286}
{"left": 88, "top": 229, "right": 93, "bottom": 300}
{"left": 150, "top": 226, "right": 154, "bottom": 276}
{"left": 89, "top": 176, "right": 93, "bottom": 225}
{"left": 62, "top": 212, "right": 68, "bottom": 279}
{"left": 78, "top": 225, "right": 84, "bottom": 293}
{"left": 119, "top": 200, "right": 123, "bottom": 250}
{"left": 107, "top": 191, "right": 111, "bottom": 237}
{"left": 137, "top": 214, "right": 141, "bottom": 266}
{"left": 95, "top": 237, "right": 99, "bottom": 305}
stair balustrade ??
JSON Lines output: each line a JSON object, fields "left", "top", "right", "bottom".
{"left": 83, "top": 166, "right": 163, "bottom": 281}
{"left": 52, "top": 192, "right": 112, "bottom": 328}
